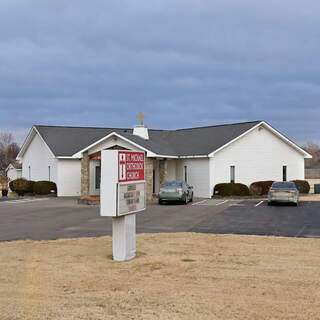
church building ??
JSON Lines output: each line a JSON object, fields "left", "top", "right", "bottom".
{"left": 16, "top": 114, "right": 311, "bottom": 200}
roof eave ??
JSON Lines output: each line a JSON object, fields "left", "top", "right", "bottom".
{"left": 16, "top": 126, "right": 57, "bottom": 160}
{"left": 71, "top": 132, "right": 157, "bottom": 158}
{"left": 56, "top": 156, "right": 80, "bottom": 159}
{"left": 178, "top": 155, "right": 210, "bottom": 159}
{"left": 260, "top": 121, "right": 313, "bottom": 158}
{"left": 16, "top": 127, "right": 37, "bottom": 160}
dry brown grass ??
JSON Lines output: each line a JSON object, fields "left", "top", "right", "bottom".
{"left": 1, "top": 233, "right": 320, "bottom": 320}
{"left": 299, "top": 194, "right": 320, "bottom": 201}
{"left": 0, "top": 191, "right": 19, "bottom": 198}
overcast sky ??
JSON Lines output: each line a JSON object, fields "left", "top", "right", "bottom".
{"left": 0, "top": 0, "right": 319, "bottom": 145}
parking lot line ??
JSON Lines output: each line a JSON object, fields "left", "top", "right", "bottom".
{"left": 255, "top": 201, "right": 264, "bottom": 207}
{"left": 192, "top": 200, "right": 207, "bottom": 206}
{"left": 0, "top": 198, "right": 50, "bottom": 205}
{"left": 215, "top": 200, "right": 228, "bottom": 206}
{"left": 295, "top": 225, "right": 307, "bottom": 237}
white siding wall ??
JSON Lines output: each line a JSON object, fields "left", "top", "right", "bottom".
{"left": 7, "top": 168, "right": 22, "bottom": 182}
{"left": 176, "top": 158, "right": 210, "bottom": 198}
{"left": 211, "top": 126, "right": 305, "bottom": 194}
{"left": 57, "top": 159, "right": 81, "bottom": 196}
{"left": 166, "top": 160, "right": 177, "bottom": 181}
{"left": 22, "top": 133, "right": 57, "bottom": 183}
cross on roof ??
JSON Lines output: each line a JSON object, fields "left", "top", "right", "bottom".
{"left": 136, "top": 112, "right": 145, "bottom": 125}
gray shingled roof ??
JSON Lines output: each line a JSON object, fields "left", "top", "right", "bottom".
{"left": 35, "top": 121, "right": 262, "bottom": 157}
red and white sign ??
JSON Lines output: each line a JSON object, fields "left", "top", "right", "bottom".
{"left": 118, "top": 151, "right": 145, "bottom": 182}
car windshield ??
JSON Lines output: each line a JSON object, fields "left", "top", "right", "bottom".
{"left": 162, "top": 181, "right": 183, "bottom": 188}
{"left": 272, "top": 182, "right": 296, "bottom": 189}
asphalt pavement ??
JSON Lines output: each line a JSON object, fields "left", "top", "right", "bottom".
{"left": 0, "top": 197, "right": 320, "bottom": 241}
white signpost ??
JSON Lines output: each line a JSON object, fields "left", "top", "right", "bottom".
{"left": 100, "top": 150, "right": 146, "bottom": 261}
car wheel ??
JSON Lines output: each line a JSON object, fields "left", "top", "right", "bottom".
{"left": 158, "top": 199, "right": 163, "bottom": 205}
{"left": 268, "top": 202, "right": 272, "bottom": 206}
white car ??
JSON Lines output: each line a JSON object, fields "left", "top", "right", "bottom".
{"left": 268, "top": 182, "right": 299, "bottom": 206}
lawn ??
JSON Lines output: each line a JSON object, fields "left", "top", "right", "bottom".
{"left": 0, "top": 233, "right": 320, "bottom": 319}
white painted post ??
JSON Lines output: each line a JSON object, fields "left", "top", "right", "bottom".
{"left": 112, "top": 214, "right": 136, "bottom": 261}
{"left": 101, "top": 150, "right": 145, "bottom": 262}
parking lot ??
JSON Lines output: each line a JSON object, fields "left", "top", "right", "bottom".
{"left": 0, "top": 197, "right": 320, "bottom": 241}
{"left": 190, "top": 199, "right": 320, "bottom": 238}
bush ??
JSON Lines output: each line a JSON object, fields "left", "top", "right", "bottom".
{"left": 33, "top": 181, "right": 57, "bottom": 195}
{"left": 29, "top": 180, "right": 35, "bottom": 193}
{"left": 9, "top": 178, "right": 34, "bottom": 196}
{"left": 291, "top": 180, "right": 310, "bottom": 194}
{"left": 213, "top": 183, "right": 250, "bottom": 197}
{"left": 249, "top": 181, "right": 274, "bottom": 196}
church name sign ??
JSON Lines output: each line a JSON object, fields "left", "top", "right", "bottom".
{"left": 118, "top": 151, "right": 145, "bottom": 183}
{"left": 100, "top": 150, "right": 146, "bottom": 217}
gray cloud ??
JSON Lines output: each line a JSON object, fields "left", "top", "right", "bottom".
{"left": 0, "top": 0, "right": 319, "bottom": 144}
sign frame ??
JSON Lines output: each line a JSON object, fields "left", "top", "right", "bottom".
{"left": 100, "top": 150, "right": 146, "bottom": 217}
{"left": 117, "top": 180, "right": 146, "bottom": 217}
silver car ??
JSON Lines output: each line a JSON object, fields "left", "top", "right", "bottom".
{"left": 268, "top": 182, "right": 299, "bottom": 206}
{"left": 158, "top": 181, "right": 194, "bottom": 204}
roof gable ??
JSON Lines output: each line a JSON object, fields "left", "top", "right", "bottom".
{"left": 208, "top": 121, "right": 312, "bottom": 158}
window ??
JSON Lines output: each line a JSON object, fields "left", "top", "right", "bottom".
{"left": 28, "top": 166, "right": 31, "bottom": 180}
{"left": 283, "top": 166, "right": 287, "bottom": 182}
{"left": 48, "top": 166, "right": 51, "bottom": 181}
{"left": 95, "top": 166, "right": 101, "bottom": 189}
{"left": 272, "top": 182, "right": 295, "bottom": 189}
{"left": 184, "top": 166, "right": 188, "bottom": 183}
{"left": 163, "top": 181, "right": 183, "bottom": 188}
{"left": 230, "top": 166, "right": 235, "bottom": 183}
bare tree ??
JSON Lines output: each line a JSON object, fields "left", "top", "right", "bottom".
{"left": 0, "top": 133, "right": 20, "bottom": 170}
{"left": 303, "top": 142, "right": 320, "bottom": 168}
{"left": 0, "top": 133, "right": 14, "bottom": 149}
{"left": 6, "top": 143, "right": 20, "bottom": 162}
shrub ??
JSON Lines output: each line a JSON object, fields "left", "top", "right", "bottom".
{"left": 249, "top": 181, "right": 274, "bottom": 196}
{"left": 30, "top": 180, "right": 35, "bottom": 191}
{"left": 33, "top": 181, "right": 57, "bottom": 195}
{"left": 213, "top": 183, "right": 250, "bottom": 197}
{"left": 291, "top": 180, "right": 310, "bottom": 194}
{"left": 9, "top": 178, "right": 34, "bottom": 195}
